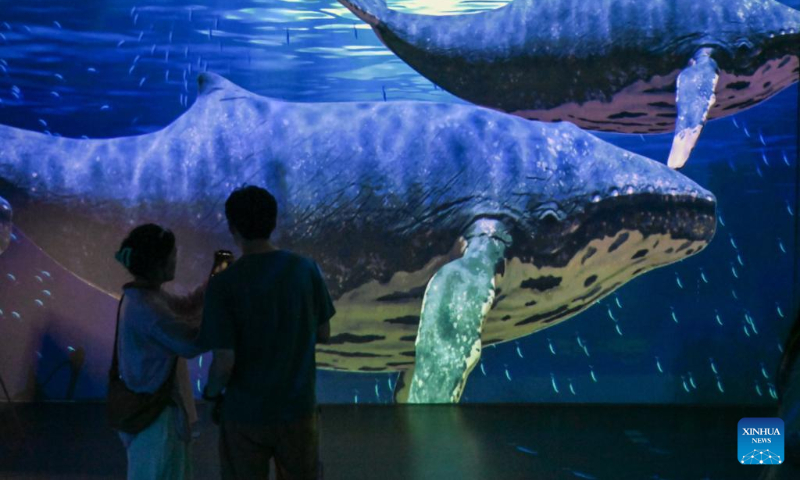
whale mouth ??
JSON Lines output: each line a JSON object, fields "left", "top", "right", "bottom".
{"left": 513, "top": 191, "right": 717, "bottom": 268}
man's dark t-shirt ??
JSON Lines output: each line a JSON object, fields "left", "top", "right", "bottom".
{"left": 200, "top": 250, "right": 335, "bottom": 424}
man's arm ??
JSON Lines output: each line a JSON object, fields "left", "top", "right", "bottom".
{"left": 317, "top": 321, "right": 331, "bottom": 344}
{"left": 204, "top": 349, "right": 235, "bottom": 397}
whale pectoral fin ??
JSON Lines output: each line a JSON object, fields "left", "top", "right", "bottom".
{"left": 0, "top": 195, "right": 12, "bottom": 255}
{"left": 668, "top": 48, "right": 719, "bottom": 169}
{"left": 408, "top": 219, "right": 511, "bottom": 404}
{"left": 393, "top": 367, "right": 414, "bottom": 403}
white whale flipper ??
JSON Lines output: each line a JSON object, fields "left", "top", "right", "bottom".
{"left": 408, "top": 219, "right": 510, "bottom": 403}
{"left": 668, "top": 48, "right": 719, "bottom": 169}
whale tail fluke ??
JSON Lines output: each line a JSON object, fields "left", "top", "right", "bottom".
{"left": 338, "top": 0, "right": 388, "bottom": 27}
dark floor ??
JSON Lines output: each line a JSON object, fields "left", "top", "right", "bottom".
{"left": 0, "top": 402, "right": 772, "bottom": 479}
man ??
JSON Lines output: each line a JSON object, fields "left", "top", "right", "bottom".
{"left": 200, "top": 185, "right": 334, "bottom": 480}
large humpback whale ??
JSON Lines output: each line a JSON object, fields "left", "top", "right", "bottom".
{"left": 0, "top": 73, "right": 716, "bottom": 402}
{"left": 339, "top": 0, "right": 800, "bottom": 168}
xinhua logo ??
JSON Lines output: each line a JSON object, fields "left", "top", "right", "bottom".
{"left": 739, "top": 418, "right": 784, "bottom": 465}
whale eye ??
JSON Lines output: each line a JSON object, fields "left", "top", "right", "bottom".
{"left": 540, "top": 210, "right": 560, "bottom": 225}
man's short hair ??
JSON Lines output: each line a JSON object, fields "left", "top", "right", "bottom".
{"left": 225, "top": 186, "right": 278, "bottom": 240}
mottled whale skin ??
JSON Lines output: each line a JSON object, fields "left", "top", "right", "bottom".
{"left": 340, "top": 0, "right": 800, "bottom": 167}
{"left": 0, "top": 73, "right": 716, "bottom": 377}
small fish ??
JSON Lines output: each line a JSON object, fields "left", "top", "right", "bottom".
{"left": 655, "top": 357, "right": 663, "bottom": 373}
{"left": 730, "top": 264, "right": 739, "bottom": 279}
{"left": 783, "top": 151, "right": 790, "bottom": 167}
{"left": 756, "top": 165, "right": 763, "bottom": 178}
{"left": 681, "top": 376, "right": 690, "bottom": 393}
{"left": 197, "top": 380, "right": 201, "bottom": 392}
{"left": 778, "top": 343, "right": 784, "bottom": 354}
{"left": 7, "top": 273, "right": 16, "bottom": 281}
{"left": 87, "top": 67, "right": 97, "bottom": 73}
{"left": 759, "top": 132, "right": 766, "bottom": 146}
{"left": 215, "top": 17, "right": 219, "bottom": 30}
{"left": 729, "top": 235, "right": 738, "bottom": 250}
{"left": 354, "top": 24, "right": 358, "bottom": 38}
{"left": 787, "top": 201, "right": 795, "bottom": 217}
{"left": 777, "top": 303, "right": 785, "bottom": 319}
{"left": 133, "top": 54, "right": 141, "bottom": 64}
{"left": 615, "top": 324, "right": 623, "bottom": 336}
{"left": 505, "top": 367, "right": 512, "bottom": 381}
{"left": 38, "top": 119, "right": 47, "bottom": 127}
{"left": 761, "top": 151, "right": 770, "bottom": 166}
{"left": 41, "top": 271, "right": 51, "bottom": 278}
{"left": 768, "top": 384, "right": 778, "bottom": 400}
{"left": 375, "top": 383, "right": 380, "bottom": 399}
{"left": 354, "top": 391, "right": 359, "bottom": 404}
{"left": 568, "top": 380, "right": 576, "bottom": 395}
{"left": 34, "top": 299, "right": 44, "bottom": 307}
{"left": 388, "top": 378, "right": 393, "bottom": 391}
{"left": 576, "top": 335, "right": 584, "bottom": 348}
{"left": 755, "top": 383, "right": 763, "bottom": 396}
{"left": 42, "top": 290, "right": 51, "bottom": 297}
{"left": 778, "top": 239, "right": 786, "bottom": 254}
{"left": 614, "top": 295, "right": 622, "bottom": 309}
{"left": 737, "top": 254, "right": 744, "bottom": 267}
{"left": 515, "top": 343, "right": 524, "bottom": 359}
{"left": 382, "top": 86, "right": 387, "bottom": 101}
{"left": 138, "top": 31, "right": 144, "bottom": 42}
{"left": 285, "top": 28, "right": 289, "bottom": 44}
{"left": 165, "top": 70, "right": 169, "bottom": 82}
{"left": 718, "top": 213, "right": 726, "bottom": 227}
{"left": 50, "top": 91, "right": 60, "bottom": 98}
{"left": 480, "top": 363, "right": 486, "bottom": 376}
{"left": 731, "top": 289, "right": 738, "bottom": 300}
{"left": 589, "top": 367, "right": 597, "bottom": 383}
{"left": 133, "top": 14, "right": 139, "bottom": 25}
{"left": 117, "top": 39, "right": 125, "bottom": 48}
{"left": 53, "top": 21, "right": 62, "bottom": 29}
{"left": 199, "top": 356, "right": 203, "bottom": 368}
{"left": 151, "top": 44, "right": 157, "bottom": 54}
{"left": 582, "top": 344, "right": 590, "bottom": 357}
{"left": 547, "top": 338, "right": 556, "bottom": 355}
{"left": 100, "top": 104, "right": 110, "bottom": 111}
{"left": 761, "top": 363, "right": 769, "bottom": 379}
{"left": 709, "top": 358, "right": 718, "bottom": 375}
{"left": 700, "top": 269, "right": 708, "bottom": 284}
{"left": 688, "top": 372, "right": 697, "bottom": 389}
{"left": 11, "top": 311, "right": 21, "bottom": 320}
{"left": 607, "top": 308, "right": 616, "bottom": 322}
{"left": 732, "top": 117, "right": 739, "bottom": 128}
{"left": 128, "top": 65, "right": 135, "bottom": 75}
{"left": 716, "top": 378, "right": 725, "bottom": 394}
{"left": 169, "top": 30, "right": 173, "bottom": 43}
{"left": 550, "top": 373, "right": 559, "bottom": 394}
{"left": 139, "top": 77, "right": 147, "bottom": 87}
{"left": 744, "top": 323, "right": 750, "bottom": 337}
{"left": 674, "top": 272, "right": 683, "bottom": 289}
{"left": 516, "top": 446, "right": 537, "bottom": 456}
{"left": 670, "top": 307, "right": 678, "bottom": 324}
{"left": 743, "top": 125, "right": 751, "bottom": 137}
{"left": 570, "top": 471, "right": 597, "bottom": 480}
{"left": 165, "top": 50, "right": 170, "bottom": 62}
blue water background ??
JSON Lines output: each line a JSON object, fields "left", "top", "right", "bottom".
{"left": 0, "top": 0, "right": 797, "bottom": 404}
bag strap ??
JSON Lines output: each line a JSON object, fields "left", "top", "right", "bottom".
{"left": 109, "top": 294, "right": 125, "bottom": 379}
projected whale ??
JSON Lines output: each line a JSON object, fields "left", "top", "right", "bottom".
{"left": 339, "top": 0, "right": 800, "bottom": 169}
{"left": 0, "top": 73, "right": 716, "bottom": 402}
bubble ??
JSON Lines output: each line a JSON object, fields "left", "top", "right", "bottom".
{"left": 0, "top": 196, "right": 11, "bottom": 255}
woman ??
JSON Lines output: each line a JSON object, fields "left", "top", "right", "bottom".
{"left": 113, "top": 224, "right": 208, "bottom": 480}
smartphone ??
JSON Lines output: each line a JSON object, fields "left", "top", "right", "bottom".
{"left": 212, "top": 250, "right": 235, "bottom": 275}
